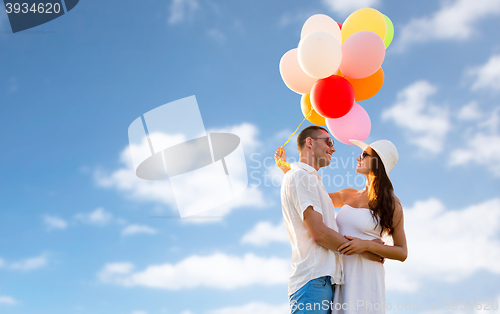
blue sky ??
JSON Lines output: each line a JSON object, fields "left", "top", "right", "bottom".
{"left": 1, "top": 0, "right": 500, "bottom": 313}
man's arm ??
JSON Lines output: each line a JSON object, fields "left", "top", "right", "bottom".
{"left": 303, "top": 206, "right": 385, "bottom": 263}
{"left": 303, "top": 206, "right": 347, "bottom": 251}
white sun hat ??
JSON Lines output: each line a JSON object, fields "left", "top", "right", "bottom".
{"left": 349, "top": 139, "right": 399, "bottom": 179}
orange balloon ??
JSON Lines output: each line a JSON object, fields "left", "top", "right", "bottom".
{"left": 301, "top": 94, "right": 326, "bottom": 125}
{"left": 343, "top": 67, "right": 384, "bottom": 101}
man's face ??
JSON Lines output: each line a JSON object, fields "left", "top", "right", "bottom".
{"left": 311, "top": 130, "right": 335, "bottom": 168}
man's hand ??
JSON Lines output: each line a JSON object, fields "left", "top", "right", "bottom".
{"left": 275, "top": 146, "right": 287, "bottom": 161}
{"left": 361, "top": 239, "right": 385, "bottom": 264}
{"left": 339, "top": 235, "right": 369, "bottom": 255}
{"left": 362, "top": 251, "right": 385, "bottom": 264}
{"left": 274, "top": 146, "right": 290, "bottom": 173}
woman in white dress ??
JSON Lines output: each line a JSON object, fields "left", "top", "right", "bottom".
{"left": 275, "top": 138, "right": 407, "bottom": 314}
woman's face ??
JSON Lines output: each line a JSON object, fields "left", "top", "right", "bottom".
{"left": 355, "top": 146, "right": 374, "bottom": 175}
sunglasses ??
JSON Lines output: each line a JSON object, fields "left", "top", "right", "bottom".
{"left": 360, "top": 150, "right": 371, "bottom": 160}
{"left": 312, "top": 137, "right": 334, "bottom": 148}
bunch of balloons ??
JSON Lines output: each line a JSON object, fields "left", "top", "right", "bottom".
{"left": 279, "top": 8, "right": 394, "bottom": 145}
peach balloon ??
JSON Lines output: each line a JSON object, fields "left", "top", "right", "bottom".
{"left": 279, "top": 48, "right": 318, "bottom": 94}
{"left": 301, "top": 94, "right": 326, "bottom": 125}
{"left": 344, "top": 67, "right": 384, "bottom": 101}
{"left": 340, "top": 31, "right": 385, "bottom": 79}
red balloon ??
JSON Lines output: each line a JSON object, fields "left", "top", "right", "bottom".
{"left": 337, "top": 22, "right": 343, "bottom": 30}
{"left": 311, "top": 75, "right": 355, "bottom": 119}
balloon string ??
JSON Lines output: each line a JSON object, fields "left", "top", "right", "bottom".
{"left": 275, "top": 108, "right": 313, "bottom": 169}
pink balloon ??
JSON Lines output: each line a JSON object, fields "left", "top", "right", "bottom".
{"left": 279, "top": 48, "right": 318, "bottom": 94}
{"left": 326, "top": 103, "right": 371, "bottom": 145}
{"left": 340, "top": 31, "right": 385, "bottom": 79}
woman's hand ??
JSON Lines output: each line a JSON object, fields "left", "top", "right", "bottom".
{"left": 275, "top": 146, "right": 290, "bottom": 173}
{"left": 338, "top": 235, "right": 369, "bottom": 255}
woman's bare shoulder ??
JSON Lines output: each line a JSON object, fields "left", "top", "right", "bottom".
{"left": 392, "top": 195, "right": 403, "bottom": 215}
{"left": 393, "top": 195, "right": 402, "bottom": 207}
{"left": 329, "top": 188, "right": 357, "bottom": 195}
{"left": 337, "top": 188, "right": 359, "bottom": 201}
{"left": 338, "top": 188, "right": 358, "bottom": 196}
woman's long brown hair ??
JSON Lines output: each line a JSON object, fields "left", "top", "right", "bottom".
{"left": 367, "top": 150, "right": 397, "bottom": 236}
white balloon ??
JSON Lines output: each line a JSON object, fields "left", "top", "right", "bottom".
{"left": 298, "top": 31, "right": 342, "bottom": 79}
{"left": 301, "top": 14, "right": 342, "bottom": 44}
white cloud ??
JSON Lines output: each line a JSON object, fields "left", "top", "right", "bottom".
{"left": 382, "top": 81, "right": 450, "bottom": 154}
{"left": 98, "top": 253, "right": 289, "bottom": 290}
{"left": 396, "top": 0, "right": 500, "bottom": 50}
{"left": 43, "top": 215, "right": 67, "bottom": 231}
{"left": 449, "top": 132, "right": 500, "bottom": 174}
{"left": 241, "top": 221, "right": 288, "bottom": 246}
{"left": 262, "top": 165, "right": 286, "bottom": 188}
{"left": 449, "top": 108, "right": 500, "bottom": 175}
{"left": 479, "top": 108, "right": 500, "bottom": 132}
{"left": 207, "top": 123, "right": 261, "bottom": 155}
{"left": 122, "top": 224, "right": 157, "bottom": 236}
{"left": 99, "top": 262, "right": 134, "bottom": 280}
{"left": 95, "top": 122, "right": 268, "bottom": 219}
{"left": 95, "top": 151, "right": 177, "bottom": 208}
{"left": 130, "top": 311, "right": 147, "bottom": 314}
{"left": 468, "top": 54, "right": 500, "bottom": 92}
{"left": 208, "top": 302, "right": 289, "bottom": 314}
{"left": 75, "top": 207, "right": 113, "bottom": 226}
{"left": 207, "top": 29, "right": 226, "bottom": 43}
{"left": 321, "top": 0, "right": 381, "bottom": 16}
{"left": 474, "top": 295, "right": 500, "bottom": 313}
{"left": 168, "top": 0, "right": 199, "bottom": 25}
{"left": 385, "top": 198, "right": 500, "bottom": 292}
{"left": 457, "top": 101, "right": 483, "bottom": 121}
{"left": 274, "top": 128, "right": 295, "bottom": 143}
{"left": 3, "top": 254, "right": 48, "bottom": 271}
{"left": 194, "top": 185, "right": 268, "bottom": 220}
{"left": 0, "top": 295, "right": 17, "bottom": 305}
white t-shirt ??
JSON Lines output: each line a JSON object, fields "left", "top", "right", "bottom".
{"left": 281, "top": 162, "right": 344, "bottom": 296}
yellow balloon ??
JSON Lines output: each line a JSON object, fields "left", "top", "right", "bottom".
{"left": 301, "top": 94, "right": 326, "bottom": 125}
{"left": 341, "top": 8, "right": 387, "bottom": 42}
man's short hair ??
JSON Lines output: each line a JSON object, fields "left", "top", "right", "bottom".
{"left": 297, "top": 125, "right": 329, "bottom": 152}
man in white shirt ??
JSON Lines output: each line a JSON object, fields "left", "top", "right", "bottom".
{"left": 280, "top": 126, "right": 381, "bottom": 314}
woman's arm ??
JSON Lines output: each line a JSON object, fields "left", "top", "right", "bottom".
{"left": 362, "top": 202, "right": 407, "bottom": 261}
{"left": 338, "top": 201, "right": 408, "bottom": 262}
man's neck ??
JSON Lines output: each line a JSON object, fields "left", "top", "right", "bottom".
{"left": 299, "top": 154, "right": 320, "bottom": 171}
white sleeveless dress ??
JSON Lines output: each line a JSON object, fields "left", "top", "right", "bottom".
{"left": 332, "top": 204, "right": 385, "bottom": 314}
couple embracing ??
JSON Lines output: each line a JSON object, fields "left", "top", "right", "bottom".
{"left": 275, "top": 126, "right": 408, "bottom": 314}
